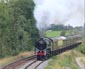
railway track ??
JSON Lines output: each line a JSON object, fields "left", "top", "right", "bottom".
{"left": 24, "top": 60, "right": 44, "bottom": 69}
{"left": 24, "top": 60, "right": 37, "bottom": 69}
{"left": 2, "top": 55, "right": 36, "bottom": 69}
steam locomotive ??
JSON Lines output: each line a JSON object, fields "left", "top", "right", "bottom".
{"left": 35, "top": 35, "right": 82, "bottom": 60}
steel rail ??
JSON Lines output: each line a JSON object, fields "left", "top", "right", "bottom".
{"left": 24, "top": 60, "right": 37, "bottom": 69}
{"left": 2, "top": 55, "right": 36, "bottom": 69}
{"left": 35, "top": 61, "right": 44, "bottom": 69}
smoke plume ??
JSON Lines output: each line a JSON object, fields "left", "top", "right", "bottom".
{"left": 33, "top": 0, "right": 84, "bottom": 37}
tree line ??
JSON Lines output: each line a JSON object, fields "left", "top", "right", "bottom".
{"left": 0, "top": 0, "right": 39, "bottom": 58}
{"left": 49, "top": 24, "right": 84, "bottom": 31}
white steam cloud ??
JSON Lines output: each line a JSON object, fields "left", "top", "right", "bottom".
{"left": 33, "top": 0, "right": 84, "bottom": 37}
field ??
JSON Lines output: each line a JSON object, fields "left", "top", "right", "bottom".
{"left": 45, "top": 30, "right": 62, "bottom": 37}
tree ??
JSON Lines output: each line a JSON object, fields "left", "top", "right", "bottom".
{"left": 0, "top": 0, "right": 39, "bottom": 58}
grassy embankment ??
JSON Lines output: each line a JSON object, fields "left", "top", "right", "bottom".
{"left": 45, "top": 50, "right": 85, "bottom": 69}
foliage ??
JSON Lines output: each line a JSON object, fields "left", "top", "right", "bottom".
{"left": 0, "top": 0, "right": 39, "bottom": 58}
{"left": 77, "top": 32, "right": 85, "bottom": 54}
{"left": 48, "top": 24, "right": 73, "bottom": 31}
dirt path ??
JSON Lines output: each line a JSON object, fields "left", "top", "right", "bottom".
{"left": 76, "top": 57, "right": 85, "bottom": 69}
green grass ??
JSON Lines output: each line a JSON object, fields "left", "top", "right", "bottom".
{"left": 45, "top": 30, "right": 71, "bottom": 37}
{"left": 45, "top": 50, "right": 85, "bottom": 69}
{"left": 45, "top": 30, "right": 62, "bottom": 37}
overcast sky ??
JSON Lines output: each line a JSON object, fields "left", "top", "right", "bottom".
{"left": 34, "top": 0, "right": 84, "bottom": 30}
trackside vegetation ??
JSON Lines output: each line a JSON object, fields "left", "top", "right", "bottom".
{"left": 45, "top": 51, "right": 85, "bottom": 69}
{"left": 0, "top": 0, "right": 39, "bottom": 58}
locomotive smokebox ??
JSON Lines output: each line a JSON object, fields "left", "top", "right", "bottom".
{"left": 35, "top": 38, "right": 47, "bottom": 50}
